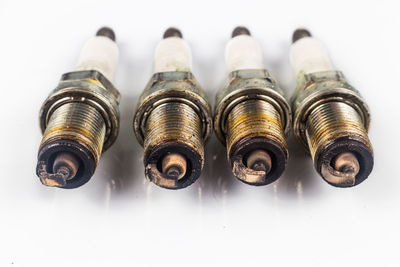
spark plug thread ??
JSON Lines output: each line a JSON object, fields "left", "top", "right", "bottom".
{"left": 133, "top": 28, "right": 212, "bottom": 189}
{"left": 226, "top": 99, "right": 288, "bottom": 185}
{"left": 41, "top": 103, "right": 106, "bottom": 164}
{"left": 143, "top": 102, "right": 204, "bottom": 189}
{"left": 290, "top": 28, "right": 374, "bottom": 187}
{"left": 227, "top": 100, "right": 286, "bottom": 156}
{"left": 214, "top": 27, "right": 291, "bottom": 186}
{"left": 36, "top": 27, "right": 120, "bottom": 189}
{"left": 306, "top": 102, "right": 371, "bottom": 186}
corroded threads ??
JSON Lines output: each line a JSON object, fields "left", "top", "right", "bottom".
{"left": 41, "top": 102, "right": 106, "bottom": 165}
{"left": 305, "top": 101, "right": 373, "bottom": 186}
{"left": 289, "top": 70, "right": 373, "bottom": 187}
{"left": 306, "top": 101, "right": 371, "bottom": 161}
{"left": 133, "top": 71, "right": 212, "bottom": 190}
{"left": 226, "top": 99, "right": 287, "bottom": 158}
{"left": 144, "top": 102, "right": 203, "bottom": 156}
{"left": 143, "top": 101, "right": 204, "bottom": 189}
{"left": 214, "top": 69, "right": 291, "bottom": 186}
{"left": 225, "top": 99, "right": 288, "bottom": 185}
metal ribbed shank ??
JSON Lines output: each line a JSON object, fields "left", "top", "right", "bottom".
{"left": 306, "top": 101, "right": 371, "bottom": 161}
{"left": 144, "top": 101, "right": 204, "bottom": 162}
{"left": 41, "top": 102, "right": 106, "bottom": 165}
{"left": 226, "top": 99, "right": 287, "bottom": 157}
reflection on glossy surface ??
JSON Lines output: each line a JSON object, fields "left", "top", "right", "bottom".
{"left": 90, "top": 128, "right": 322, "bottom": 207}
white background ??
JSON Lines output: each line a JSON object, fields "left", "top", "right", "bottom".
{"left": 1, "top": 0, "right": 399, "bottom": 266}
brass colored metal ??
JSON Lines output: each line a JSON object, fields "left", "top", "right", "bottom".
{"left": 214, "top": 69, "right": 291, "bottom": 186}
{"left": 42, "top": 102, "right": 106, "bottom": 164}
{"left": 133, "top": 71, "right": 212, "bottom": 189}
{"left": 291, "top": 70, "right": 374, "bottom": 187}
{"left": 37, "top": 70, "right": 120, "bottom": 188}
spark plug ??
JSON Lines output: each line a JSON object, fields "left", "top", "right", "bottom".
{"left": 133, "top": 28, "right": 212, "bottom": 189}
{"left": 36, "top": 27, "right": 120, "bottom": 188}
{"left": 290, "top": 28, "right": 374, "bottom": 187}
{"left": 214, "top": 27, "right": 291, "bottom": 186}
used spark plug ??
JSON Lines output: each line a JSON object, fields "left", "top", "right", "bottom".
{"left": 214, "top": 27, "right": 291, "bottom": 186}
{"left": 290, "top": 28, "right": 374, "bottom": 187}
{"left": 36, "top": 27, "right": 120, "bottom": 188}
{"left": 133, "top": 27, "right": 212, "bottom": 189}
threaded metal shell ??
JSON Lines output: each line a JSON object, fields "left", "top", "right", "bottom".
{"left": 305, "top": 101, "right": 372, "bottom": 161}
{"left": 226, "top": 99, "right": 287, "bottom": 158}
{"left": 144, "top": 101, "right": 204, "bottom": 162}
{"left": 40, "top": 102, "right": 106, "bottom": 165}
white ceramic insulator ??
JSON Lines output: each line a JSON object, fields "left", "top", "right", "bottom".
{"left": 290, "top": 37, "right": 334, "bottom": 76}
{"left": 225, "top": 35, "right": 264, "bottom": 73}
{"left": 154, "top": 37, "right": 192, "bottom": 73}
{"left": 76, "top": 36, "right": 119, "bottom": 81}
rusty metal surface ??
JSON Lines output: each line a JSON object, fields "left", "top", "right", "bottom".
{"left": 214, "top": 69, "right": 291, "bottom": 145}
{"left": 39, "top": 70, "right": 120, "bottom": 151}
{"left": 40, "top": 102, "right": 106, "bottom": 165}
{"left": 133, "top": 71, "right": 212, "bottom": 189}
{"left": 133, "top": 71, "right": 212, "bottom": 146}
{"left": 307, "top": 101, "right": 373, "bottom": 186}
{"left": 291, "top": 70, "right": 374, "bottom": 187}
{"left": 291, "top": 70, "right": 370, "bottom": 150}
{"left": 226, "top": 99, "right": 286, "bottom": 157}
{"left": 214, "top": 69, "right": 291, "bottom": 185}
{"left": 143, "top": 102, "right": 204, "bottom": 189}
{"left": 37, "top": 70, "right": 120, "bottom": 188}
